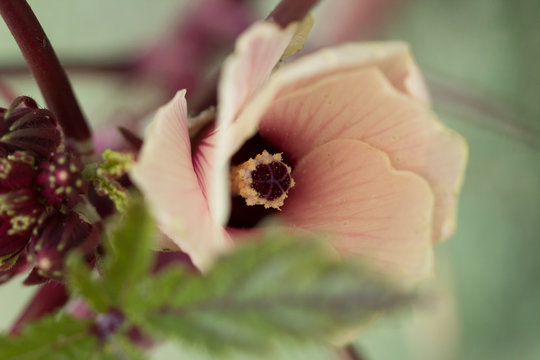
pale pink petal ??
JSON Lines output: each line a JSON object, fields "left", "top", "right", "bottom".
{"left": 280, "top": 139, "right": 434, "bottom": 284}
{"left": 224, "top": 42, "right": 436, "bottom": 219}
{"left": 211, "top": 21, "right": 298, "bottom": 225}
{"left": 233, "top": 42, "right": 430, "bottom": 143}
{"left": 218, "top": 21, "right": 298, "bottom": 134}
{"left": 276, "top": 41, "right": 431, "bottom": 105}
{"left": 221, "top": 42, "right": 431, "bottom": 178}
{"left": 259, "top": 68, "right": 467, "bottom": 242}
{"left": 214, "top": 34, "right": 430, "bottom": 230}
{"left": 130, "top": 91, "right": 228, "bottom": 270}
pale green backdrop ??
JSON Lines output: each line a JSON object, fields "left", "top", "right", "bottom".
{"left": 1, "top": 1, "right": 539, "bottom": 359}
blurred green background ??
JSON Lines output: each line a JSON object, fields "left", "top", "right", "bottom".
{"left": 1, "top": 1, "right": 539, "bottom": 359}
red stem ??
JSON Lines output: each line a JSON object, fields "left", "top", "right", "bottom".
{"left": 0, "top": 0, "right": 91, "bottom": 143}
{"left": 267, "top": 0, "right": 320, "bottom": 27}
{"left": 10, "top": 281, "right": 69, "bottom": 335}
{"left": 0, "top": 60, "right": 134, "bottom": 76}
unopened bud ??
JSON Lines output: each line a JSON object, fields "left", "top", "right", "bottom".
{"left": 0, "top": 96, "right": 61, "bottom": 159}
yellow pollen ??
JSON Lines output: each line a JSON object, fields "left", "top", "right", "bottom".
{"left": 230, "top": 150, "right": 294, "bottom": 210}
{"left": 57, "top": 169, "right": 69, "bottom": 182}
{"left": 0, "top": 159, "right": 11, "bottom": 179}
{"left": 8, "top": 215, "right": 34, "bottom": 235}
{"left": 39, "top": 257, "right": 53, "bottom": 271}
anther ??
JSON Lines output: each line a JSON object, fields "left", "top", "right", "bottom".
{"left": 230, "top": 151, "right": 294, "bottom": 210}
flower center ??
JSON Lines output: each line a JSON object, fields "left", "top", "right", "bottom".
{"left": 9, "top": 215, "right": 35, "bottom": 235}
{"left": 36, "top": 152, "right": 86, "bottom": 209}
{"left": 230, "top": 150, "right": 294, "bottom": 210}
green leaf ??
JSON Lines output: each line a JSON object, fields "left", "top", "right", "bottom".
{"left": 65, "top": 197, "right": 155, "bottom": 314}
{"left": 124, "top": 265, "right": 185, "bottom": 315}
{"left": 134, "top": 230, "right": 413, "bottom": 354}
{"left": 93, "top": 335, "right": 149, "bottom": 360}
{"left": 0, "top": 315, "right": 96, "bottom": 360}
{"left": 65, "top": 253, "right": 112, "bottom": 313}
{"left": 102, "top": 196, "right": 155, "bottom": 308}
{"left": 11, "top": 199, "right": 156, "bottom": 360}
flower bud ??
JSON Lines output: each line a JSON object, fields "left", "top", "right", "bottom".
{"left": 0, "top": 96, "right": 61, "bottom": 159}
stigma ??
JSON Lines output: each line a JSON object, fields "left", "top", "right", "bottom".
{"left": 230, "top": 151, "right": 294, "bottom": 210}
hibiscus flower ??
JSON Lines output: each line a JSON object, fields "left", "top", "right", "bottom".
{"left": 131, "top": 20, "right": 467, "bottom": 284}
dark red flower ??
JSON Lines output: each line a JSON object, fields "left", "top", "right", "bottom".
{"left": 0, "top": 97, "right": 97, "bottom": 285}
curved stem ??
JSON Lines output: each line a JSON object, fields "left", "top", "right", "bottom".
{"left": 0, "top": 0, "right": 91, "bottom": 144}
{"left": 267, "top": 0, "right": 320, "bottom": 27}
{"left": 0, "top": 60, "right": 134, "bottom": 76}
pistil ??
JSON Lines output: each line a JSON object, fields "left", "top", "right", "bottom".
{"left": 230, "top": 150, "right": 294, "bottom": 210}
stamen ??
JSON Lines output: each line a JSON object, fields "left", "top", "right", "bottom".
{"left": 230, "top": 150, "right": 294, "bottom": 210}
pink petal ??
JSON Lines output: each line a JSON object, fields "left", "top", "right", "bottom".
{"left": 218, "top": 21, "right": 297, "bottom": 131}
{"left": 131, "top": 91, "right": 228, "bottom": 270}
{"left": 226, "top": 43, "right": 437, "bottom": 221}
{"left": 284, "top": 42, "right": 431, "bottom": 105}
{"left": 211, "top": 21, "right": 298, "bottom": 225}
{"left": 259, "top": 68, "right": 467, "bottom": 242}
{"left": 227, "top": 42, "right": 432, "bottom": 167}
{"left": 227, "top": 42, "right": 433, "bottom": 169}
{"left": 281, "top": 139, "right": 435, "bottom": 284}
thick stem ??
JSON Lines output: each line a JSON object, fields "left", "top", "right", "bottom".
{"left": 267, "top": 0, "right": 320, "bottom": 27}
{"left": 0, "top": 0, "right": 91, "bottom": 144}
{"left": 0, "top": 60, "right": 134, "bottom": 76}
